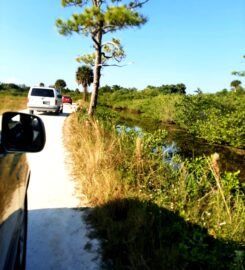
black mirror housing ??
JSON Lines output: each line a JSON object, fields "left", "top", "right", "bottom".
{"left": 1, "top": 112, "right": 46, "bottom": 153}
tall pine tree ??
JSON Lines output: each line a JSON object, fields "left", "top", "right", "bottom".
{"left": 56, "top": 0, "right": 148, "bottom": 115}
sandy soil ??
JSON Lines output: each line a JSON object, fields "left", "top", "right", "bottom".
{"left": 26, "top": 104, "right": 101, "bottom": 270}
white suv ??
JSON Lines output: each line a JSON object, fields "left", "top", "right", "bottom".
{"left": 27, "top": 87, "right": 63, "bottom": 115}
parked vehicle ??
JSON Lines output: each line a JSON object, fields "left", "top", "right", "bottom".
{"left": 62, "top": 95, "right": 72, "bottom": 104}
{"left": 27, "top": 86, "right": 63, "bottom": 115}
{"left": 0, "top": 112, "right": 46, "bottom": 270}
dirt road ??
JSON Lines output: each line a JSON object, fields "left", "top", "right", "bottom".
{"left": 26, "top": 104, "right": 101, "bottom": 270}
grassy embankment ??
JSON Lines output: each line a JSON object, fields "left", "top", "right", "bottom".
{"left": 64, "top": 105, "right": 245, "bottom": 270}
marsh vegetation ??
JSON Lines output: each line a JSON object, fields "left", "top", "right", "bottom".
{"left": 65, "top": 102, "right": 245, "bottom": 269}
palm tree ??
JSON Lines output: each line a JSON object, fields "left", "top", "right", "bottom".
{"left": 76, "top": 66, "right": 93, "bottom": 101}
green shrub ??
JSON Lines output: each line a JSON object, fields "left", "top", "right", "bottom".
{"left": 175, "top": 92, "right": 245, "bottom": 148}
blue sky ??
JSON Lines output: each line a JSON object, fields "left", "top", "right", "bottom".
{"left": 0, "top": 0, "right": 244, "bottom": 93}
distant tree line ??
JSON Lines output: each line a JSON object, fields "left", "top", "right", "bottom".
{"left": 0, "top": 83, "right": 29, "bottom": 96}
{"left": 99, "top": 83, "right": 187, "bottom": 95}
{"left": 145, "top": 83, "right": 186, "bottom": 94}
{"left": 0, "top": 83, "right": 29, "bottom": 92}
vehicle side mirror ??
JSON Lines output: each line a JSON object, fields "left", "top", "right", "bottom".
{"left": 1, "top": 112, "right": 46, "bottom": 153}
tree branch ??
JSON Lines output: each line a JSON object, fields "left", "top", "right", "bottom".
{"left": 101, "top": 63, "right": 131, "bottom": 67}
{"left": 128, "top": 0, "right": 149, "bottom": 9}
{"left": 61, "top": 0, "right": 88, "bottom": 8}
{"left": 92, "top": 35, "right": 101, "bottom": 48}
{"left": 101, "top": 52, "right": 112, "bottom": 59}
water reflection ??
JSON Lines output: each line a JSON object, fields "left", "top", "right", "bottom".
{"left": 116, "top": 125, "right": 181, "bottom": 170}
{"left": 117, "top": 114, "right": 245, "bottom": 182}
{"left": 162, "top": 142, "right": 182, "bottom": 170}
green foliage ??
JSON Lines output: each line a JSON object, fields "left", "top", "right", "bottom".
{"left": 104, "top": 5, "right": 147, "bottom": 28}
{"left": 55, "top": 79, "right": 67, "bottom": 90}
{"left": 182, "top": 157, "right": 213, "bottom": 199}
{"left": 94, "top": 106, "right": 120, "bottom": 129}
{"left": 232, "top": 54, "right": 245, "bottom": 77}
{"left": 76, "top": 53, "right": 96, "bottom": 66}
{"left": 175, "top": 92, "right": 245, "bottom": 148}
{"left": 197, "top": 110, "right": 245, "bottom": 147}
{"left": 61, "top": 0, "right": 84, "bottom": 7}
{"left": 99, "top": 85, "right": 245, "bottom": 148}
{"left": 230, "top": 80, "right": 242, "bottom": 89}
{"left": 76, "top": 65, "right": 93, "bottom": 101}
{"left": 139, "top": 94, "right": 182, "bottom": 123}
{"left": 222, "top": 171, "right": 241, "bottom": 193}
{"left": 142, "top": 129, "right": 168, "bottom": 152}
{"left": 144, "top": 83, "right": 186, "bottom": 94}
{"left": 56, "top": 1, "right": 147, "bottom": 67}
{"left": 232, "top": 71, "right": 245, "bottom": 77}
{"left": 76, "top": 65, "right": 93, "bottom": 87}
{"left": 99, "top": 86, "right": 184, "bottom": 123}
{"left": 57, "top": 1, "right": 147, "bottom": 36}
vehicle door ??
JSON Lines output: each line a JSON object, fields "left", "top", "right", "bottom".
{"left": 0, "top": 152, "right": 29, "bottom": 269}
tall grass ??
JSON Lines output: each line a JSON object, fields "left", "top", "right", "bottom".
{"left": 64, "top": 111, "right": 128, "bottom": 205}
{"left": 0, "top": 95, "right": 27, "bottom": 114}
{"left": 64, "top": 110, "right": 245, "bottom": 269}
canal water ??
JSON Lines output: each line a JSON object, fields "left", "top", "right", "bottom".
{"left": 117, "top": 113, "right": 245, "bottom": 182}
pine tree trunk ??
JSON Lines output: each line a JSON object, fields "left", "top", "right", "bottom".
{"left": 88, "top": 29, "right": 102, "bottom": 116}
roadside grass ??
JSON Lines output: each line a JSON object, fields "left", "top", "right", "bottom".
{"left": 0, "top": 95, "right": 26, "bottom": 114}
{"left": 64, "top": 109, "right": 128, "bottom": 205}
{"left": 64, "top": 109, "right": 245, "bottom": 270}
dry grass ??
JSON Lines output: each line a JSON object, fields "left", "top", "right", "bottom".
{"left": 0, "top": 95, "right": 27, "bottom": 114}
{"left": 64, "top": 112, "right": 128, "bottom": 206}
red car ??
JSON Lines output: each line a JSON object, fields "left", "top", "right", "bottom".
{"left": 62, "top": 95, "right": 72, "bottom": 104}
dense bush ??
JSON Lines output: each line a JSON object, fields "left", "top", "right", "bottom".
{"left": 175, "top": 92, "right": 245, "bottom": 148}
{"left": 99, "top": 88, "right": 183, "bottom": 123}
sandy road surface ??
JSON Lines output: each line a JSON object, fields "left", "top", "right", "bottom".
{"left": 26, "top": 104, "right": 101, "bottom": 270}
